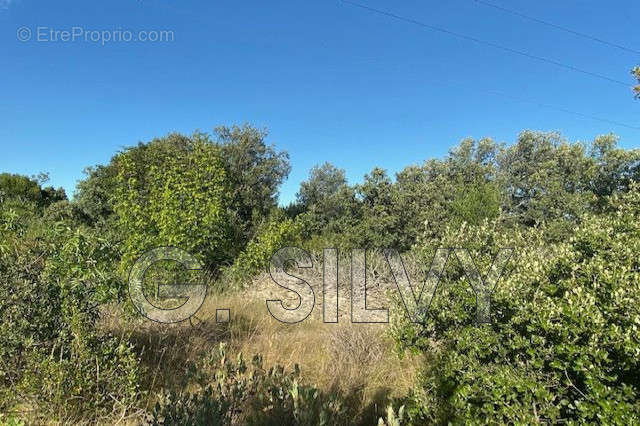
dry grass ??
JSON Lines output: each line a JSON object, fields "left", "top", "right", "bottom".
{"left": 100, "top": 265, "right": 423, "bottom": 425}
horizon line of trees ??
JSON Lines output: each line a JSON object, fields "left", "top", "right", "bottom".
{"left": 3, "top": 126, "right": 640, "bottom": 259}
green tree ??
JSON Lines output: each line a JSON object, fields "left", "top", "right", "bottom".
{"left": 393, "top": 138, "right": 502, "bottom": 245}
{"left": 113, "top": 132, "right": 236, "bottom": 272}
{"left": 353, "top": 168, "right": 407, "bottom": 249}
{"left": 633, "top": 66, "right": 640, "bottom": 98}
{"left": 497, "top": 131, "right": 593, "bottom": 232}
{"left": 74, "top": 124, "right": 290, "bottom": 242}
{"left": 588, "top": 134, "right": 640, "bottom": 203}
{"left": 73, "top": 164, "right": 118, "bottom": 225}
{"left": 294, "top": 162, "right": 361, "bottom": 241}
{"left": 449, "top": 178, "right": 500, "bottom": 227}
{"left": 495, "top": 131, "right": 640, "bottom": 238}
{"left": 216, "top": 124, "right": 290, "bottom": 237}
{"left": 0, "top": 173, "right": 66, "bottom": 208}
{"left": 296, "top": 162, "right": 347, "bottom": 209}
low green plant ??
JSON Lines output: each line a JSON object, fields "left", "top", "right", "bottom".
{"left": 146, "top": 343, "right": 346, "bottom": 425}
{"left": 377, "top": 405, "right": 406, "bottom": 426}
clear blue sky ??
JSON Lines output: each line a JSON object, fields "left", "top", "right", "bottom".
{"left": 1, "top": 0, "right": 639, "bottom": 205}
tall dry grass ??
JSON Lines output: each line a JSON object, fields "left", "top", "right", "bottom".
{"left": 100, "top": 251, "right": 423, "bottom": 424}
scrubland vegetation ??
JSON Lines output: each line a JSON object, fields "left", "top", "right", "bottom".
{"left": 2, "top": 124, "right": 640, "bottom": 424}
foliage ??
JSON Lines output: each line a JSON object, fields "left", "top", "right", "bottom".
{"left": 0, "top": 215, "right": 140, "bottom": 420}
{"left": 353, "top": 168, "right": 406, "bottom": 249}
{"left": 589, "top": 134, "right": 640, "bottom": 202}
{"left": 223, "top": 214, "right": 303, "bottom": 287}
{"left": 449, "top": 178, "right": 500, "bottom": 227}
{"left": 296, "top": 162, "right": 347, "bottom": 209}
{"left": 633, "top": 66, "right": 640, "bottom": 99}
{"left": 377, "top": 405, "right": 407, "bottom": 426}
{"left": 0, "top": 416, "right": 25, "bottom": 426}
{"left": 77, "top": 125, "right": 289, "bottom": 271}
{"left": 146, "top": 343, "right": 346, "bottom": 425}
{"left": 73, "top": 164, "right": 118, "bottom": 226}
{"left": 113, "top": 133, "right": 237, "bottom": 273}
{"left": 292, "top": 162, "right": 359, "bottom": 241}
{"left": 497, "top": 131, "right": 592, "bottom": 234}
{"left": 392, "top": 137, "right": 502, "bottom": 246}
{"left": 0, "top": 173, "right": 66, "bottom": 211}
{"left": 392, "top": 188, "right": 640, "bottom": 424}
{"left": 295, "top": 132, "right": 639, "bottom": 249}
{"left": 216, "top": 124, "right": 291, "bottom": 238}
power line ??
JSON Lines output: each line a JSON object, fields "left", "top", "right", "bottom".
{"left": 420, "top": 77, "right": 640, "bottom": 131}
{"left": 340, "top": 0, "right": 631, "bottom": 87}
{"left": 417, "top": 77, "right": 640, "bottom": 131}
{"left": 468, "top": 85, "right": 640, "bottom": 131}
{"left": 472, "top": 0, "right": 640, "bottom": 56}
{"left": 144, "top": 0, "right": 639, "bottom": 131}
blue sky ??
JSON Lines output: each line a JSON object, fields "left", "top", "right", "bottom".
{"left": 1, "top": 0, "right": 639, "bottom": 205}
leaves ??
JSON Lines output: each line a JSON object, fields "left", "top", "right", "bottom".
{"left": 395, "top": 187, "right": 640, "bottom": 424}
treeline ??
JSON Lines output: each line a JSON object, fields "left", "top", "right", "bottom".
{"left": 288, "top": 131, "right": 639, "bottom": 248}
{"left": 66, "top": 127, "right": 640, "bottom": 276}
{"left": 2, "top": 125, "right": 640, "bottom": 423}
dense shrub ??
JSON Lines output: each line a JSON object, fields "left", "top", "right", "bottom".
{"left": 223, "top": 215, "right": 303, "bottom": 287}
{"left": 392, "top": 188, "right": 640, "bottom": 423}
{"left": 0, "top": 173, "right": 66, "bottom": 209}
{"left": 114, "top": 133, "right": 237, "bottom": 273}
{"left": 0, "top": 217, "right": 141, "bottom": 420}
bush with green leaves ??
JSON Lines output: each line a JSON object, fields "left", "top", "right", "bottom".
{"left": 0, "top": 216, "right": 141, "bottom": 420}
{"left": 0, "top": 173, "right": 66, "bottom": 209}
{"left": 113, "top": 133, "right": 237, "bottom": 273}
{"left": 391, "top": 188, "right": 640, "bottom": 423}
{"left": 146, "top": 343, "right": 346, "bottom": 425}
{"left": 223, "top": 215, "right": 303, "bottom": 287}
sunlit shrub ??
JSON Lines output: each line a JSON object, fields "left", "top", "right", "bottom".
{"left": 393, "top": 189, "right": 640, "bottom": 423}
{"left": 223, "top": 216, "right": 302, "bottom": 288}
{"left": 0, "top": 221, "right": 141, "bottom": 420}
{"left": 113, "top": 135, "right": 236, "bottom": 273}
